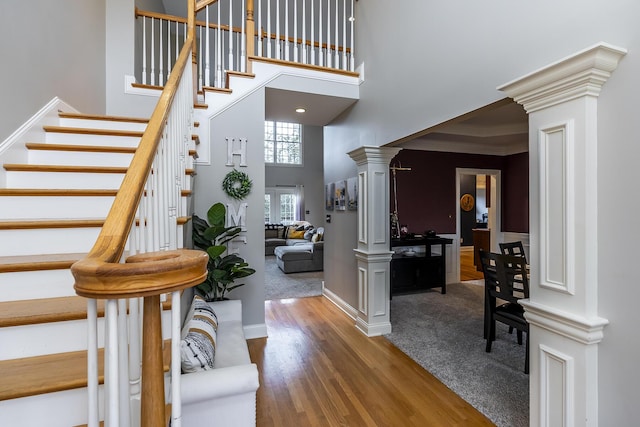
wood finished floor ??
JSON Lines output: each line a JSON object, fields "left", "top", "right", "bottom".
{"left": 460, "top": 248, "right": 485, "bottom": 281}
{"left": 247, "top": 296, "right": 495, "bottom": 426}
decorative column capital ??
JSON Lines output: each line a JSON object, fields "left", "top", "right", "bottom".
{"left": 498, "top": 42, "right": 627, "bottom": 113}
{"left": 348, "top": 146, "right": 402, "bottom": 167}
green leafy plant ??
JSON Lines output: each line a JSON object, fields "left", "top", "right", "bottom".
{"left": 192, "top": 202, "right": 255, "bottom": 301}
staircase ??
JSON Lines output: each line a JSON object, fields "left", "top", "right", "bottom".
{"left": 0, "top": 112, "right": 181, "bottom": 426}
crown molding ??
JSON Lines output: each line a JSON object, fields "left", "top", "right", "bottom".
{"left": 498, "top": 42, "right": 627, "bottom": 112}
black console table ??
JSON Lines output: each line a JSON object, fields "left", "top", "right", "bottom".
{"left": 390, "top": 237, "right": 453, "bottom": 296}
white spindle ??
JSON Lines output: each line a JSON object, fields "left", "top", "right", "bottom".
{"left": 229, "top": 0, "right": 234, "bottom": 71}
{"left": 105, "top": 299, "right": 120, "bottom": 427}
{"left": 310, "top": 0, "right": 315, "bottom": 65}
{"left": 159, "top": 19, "right": 164, "bottom": 84}
{"left": 198, "top": 25, "right": 203, "bottom": 89}
{"left": 205, "top": 6, "right": 211, "bottom": 87}
{"left": 350, "top": 0, "right": 355, "bottom": 71}
{"left": 217, "top": 2, "right": 222, "bottom": 87}
{"left": 241, "top": 0, "right": 246, "bottom": 72}
{"left": 267, "top": 0, "right": 271, "bottom": 58}
{"left": 293, "top": 0, "right": 298, "bottom": 62}
{"left": 276, "top": 0, "right": 280, "bottom": 59}
{"left": 167, "top": 20, "right": 172, "bottom": 78}
{"left": 334, "top": 0, "right": 339, "bottom": 67}
{"left": 326, "top": 0, "right": 331, "bottom": 68}
{"left": 171, "top": 291, "right": 182, "bottom": 427}
{"left": 284, "top": 0, "right": 289, "bottom": 61}
{"left": 118, "top": 299, "right": 130, "bottom": 427}
{"left": 302, "top": 0, "right": 306, "bottom": 63}
{"left": 142, "top": 18, "right": 147, "bottom": 85}
{"left": 128, "top": 297, "right": 142, "bottom": 398}
{"left": 150, "top": 18, "right": 155, "bottom": 86}
{"left": 176, "top": 20, "right": 180, "bottom": 71}
{"left": 258, "top": 0, "right": 262, "bottom": 57}
{"left": 318, "top": 0, "right": 323, "bottom": 66}
{"left": 343, "top": 0, "right": 347, "bottom": 69}
{"left": 87, "top": 299, "right": 99, "bottom": 427}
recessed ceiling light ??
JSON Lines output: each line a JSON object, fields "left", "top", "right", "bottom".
{"left": 295, "top": 108, "right": 306, "bottom": 113}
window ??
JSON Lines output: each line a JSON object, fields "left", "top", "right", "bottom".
{"left": 265, "top": 188, "right": 298, "bottom": 224}
{"left": 264, "top": 121, "right": 302, "bottom": 165}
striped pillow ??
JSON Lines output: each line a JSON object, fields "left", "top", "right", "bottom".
{"left": 180, "top": 295, "right": 218, "bottom": 373}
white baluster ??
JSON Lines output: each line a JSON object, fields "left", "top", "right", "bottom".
{"left": 167, "top": 19, "right": 172, "bottom": 78}
{"left": 310, "top": 0, "right": 315, "bottom": 65}
{"left": 318, "top": 0, "right": 323, "bottom": 66}
{"left": 229, "top": 0, "right": 234, "bottom": 71}
{"left": 217, "top": 2, "right": 222, "bottom": 87}
{"left": 350, "top": 0, "right": 355, "bottom": 71}
{"left": 118, "top": 299, "right": 130, "bottom": 427}
{"left": 258, "top": 0, "right": 263, "bottom": 57}
{"left": 302, "top": 0, "right": 306, "bottom": 63}
{"left": 267, "top": 0, "right": 272, "bottom": 58}
{"left": 142, "top": 18, "right": 147, "bottom": 85}
{"left": 105, "top": 299, "right": 120, "bottom": 427}
{"left": 171, "top": 291, "right": 183, "bottom": 427}
{"left": 150, "top": 18, "right": 155, "bottom": 86}
{"left": 326, "top": 0, "right": 331, "bottom": 68}
{"left": 241, "top": 0, "right": 246, "bottom": 72}
{"left": 87, "top": 299, "right": 99, "bottom": 427}
{"left": 205, "top": 6, "right": 211, "bottom": 87}
{"left": 159, "top": 19, "right": 164, "bottom": 85}
{"left": 334, "top": 0, "right": 339, "bottom": 68}
{"left": 198, "top": 25, "right": 203, "bottom": 89}
{"left": 276, "top": 0, "right": 280, "bottom": 59}
{"left": 284, "top": 0, "right": 289, "bottom": 61}
{"left": 293, "top": 0, "right": 298, "bottom": 63}
{"left": 343, "top": 0, "right": 347, "bottom": 69}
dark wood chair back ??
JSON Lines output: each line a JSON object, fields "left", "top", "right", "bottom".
{"left": 499, "top": 241, "right": 527, "bottom": 264}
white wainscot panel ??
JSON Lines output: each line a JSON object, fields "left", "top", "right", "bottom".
{"left": 539, "top": 344, "right": 574, "bottom": 427}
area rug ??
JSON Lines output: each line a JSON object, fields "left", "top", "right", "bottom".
{"left": 264, "top": 256, "right": 324, "bottom": 300}
{"left": 385, "top": 281, "right": 529, "bottom": 427}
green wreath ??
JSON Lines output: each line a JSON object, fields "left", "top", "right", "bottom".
{"left": 222, "top": 169, "right": 252, "bottom": 200}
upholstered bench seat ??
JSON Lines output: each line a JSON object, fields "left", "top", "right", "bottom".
{"left": 274, "top": 242, "right": 323, "bottom": 273}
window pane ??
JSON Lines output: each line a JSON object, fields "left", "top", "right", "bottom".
{"left": 279, "top": 194, "right": 296, "bottom": 223}
{"left": 276, "top": 141, "right": 301, "bottom": 164}
{"left": 265, "top": 121, "right": 302, "bottom": 165}
{"left": 264, "top": 194, "right": 271, "bottom": 223}
{"left": 264, "top": 140, "right": 274, "bottom": 163}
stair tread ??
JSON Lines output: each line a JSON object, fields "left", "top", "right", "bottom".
{"left": 0, "top": 252, "right": 86, "bottom": 272}
{"left": 0, "top": 340, "right": 171, "bottom": 401}
{"left": 0, "top": 296, "right": 106, "bottom": 327}
{"left": 0, "top": 189, "right": 117, "bottom": 196}
{"left": 3, "top": 164, "right": 128, "bottom": 173}
{"left": 58, "top": 112, "right": 149, "bottom": 124}
{"left": 43, "top": 126, "right": 144, "bottom": 138}
{"left": 25, "top": 143, "right": 137, "bottom": 154}
{"left": 0, "top": 218, "right": 104, "bottom": 230}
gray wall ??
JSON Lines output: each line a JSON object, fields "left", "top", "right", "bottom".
{"left": 0, "top": 0, "right": 106, "bottom": 142}
{"left": 194, "top": 90, "right": 266, "bottom": 330}
{"left": 265, "top": 124, "right": 324, "bottom": 227}
{"left": 322, "top": 1, "right": 640, "bottom": 424}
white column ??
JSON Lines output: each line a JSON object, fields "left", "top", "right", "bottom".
{"left": 348, "top": 146, "right": 402, "bottom": 337}
{"left": 499, "top": 42, "right": 626, "bottom": 427}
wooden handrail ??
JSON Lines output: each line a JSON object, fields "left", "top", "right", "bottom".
{"left": 135, "top": 7, "right": 240, "bottom": 34}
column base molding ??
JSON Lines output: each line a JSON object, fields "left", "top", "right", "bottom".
{"left": 355, "top": 316, "right": 392, "bottom": 337}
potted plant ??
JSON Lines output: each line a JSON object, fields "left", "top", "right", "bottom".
{"left": 192, "top": 202, "right": 255, "bottom": 301}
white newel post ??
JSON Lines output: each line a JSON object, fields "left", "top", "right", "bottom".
{"left": 499, "top": 43, "right": 626, "bottom": 427}
{"left": 348, "top": 146, "right": 402, "bottom": 337}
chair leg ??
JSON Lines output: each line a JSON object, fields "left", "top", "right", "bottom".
{"left": 509, "top": 326, "right": 514, "bottom": 334}
{"left": 517, "top": 330, "right": 523, "bottom": 345}
{"left": 485, "top": 317, "right": 494, "bottom": 353}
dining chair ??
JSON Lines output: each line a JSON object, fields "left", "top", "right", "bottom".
{"left": 499, "top": 241, "right": 527, "bottom": 264}
{"left": 483, "top": 251, "right": 530, "bottom": 374}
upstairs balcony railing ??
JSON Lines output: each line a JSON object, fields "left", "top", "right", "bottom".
{"left": 136, "top": 0, "right": 356, "bottom": 89}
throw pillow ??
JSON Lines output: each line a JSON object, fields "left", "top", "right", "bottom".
{"left": 303, "top": 227, "right": 316, "bottom": 240}
{"left": 288, "top": 229, "right": 306, "bottom": 239}
{"left": 312, "top": 230, "right": 324, "bottom": 242}
{"left": 180, "top": 295, "right": 218, "bottom": 373}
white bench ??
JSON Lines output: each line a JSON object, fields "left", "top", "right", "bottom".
{"left": 180, "top": 299, "right": 260, "bottom": 426}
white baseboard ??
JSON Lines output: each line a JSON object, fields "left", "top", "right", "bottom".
{"left": 323, "top": 287, "right": 357, "bottom": 320}
{"left": 243, "top": 323, "right": 267, "bottom": 339}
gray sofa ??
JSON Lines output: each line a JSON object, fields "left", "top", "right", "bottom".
{"left": 274, "top": 241, "right": 324, "bottom": 273}
{"left": 265, "top": 221, "right": 314, "bottom": 255}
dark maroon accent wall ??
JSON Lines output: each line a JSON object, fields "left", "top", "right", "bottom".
{"left": 390, "top": 150, "right": 529, "bottom": 235}
{"left": 502, "top": 151, "right": 529, "bottom": 232}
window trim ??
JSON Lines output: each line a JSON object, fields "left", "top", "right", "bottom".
{"left": 264, "top": 121, "right": 304, "bottom": 167}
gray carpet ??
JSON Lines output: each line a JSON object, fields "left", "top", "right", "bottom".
{"left": 385, "top": 281, "right": 529, "bottom": 427}
{"left": 264, "top": 256, "right": 324, "bottom": 300}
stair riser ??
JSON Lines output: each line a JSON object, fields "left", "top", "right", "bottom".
{"left": 0, "top": 228, "right": 102, "bottom": 257}
{"left": 0, "top": 270, "right": 75, "bottom": 302}
{"left": 0, "top": 196, "right": 114, "bottom": 220}
{"left": 5, "top": 171, "right": 124, "bottom": 189}
{"left": 0, "top": 386, "right": 101, "bottom": 427}
{"left": 0, "top": 310, "right": 172, "bottom": 360}
{"left": 28, "top": 150, "right": 134, "bottom": 167}
{"left": 44, "top": 132, "right": 141, "bottom": 148}
{"left": 59, "top": 117, "right": 147, "bottom": 132}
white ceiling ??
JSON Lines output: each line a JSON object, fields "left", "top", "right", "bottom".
{"left": 265, "top": 88, "right": 357, "bottom": 126}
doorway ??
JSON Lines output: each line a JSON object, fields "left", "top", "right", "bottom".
{"left": 455, "top": 168, "right": 501, "bottom": 282}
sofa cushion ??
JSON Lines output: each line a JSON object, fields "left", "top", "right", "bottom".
{"left": 287, "top": 228, "right": 306, "bottom": 239}
{"left": 181, "top": 295, "right": 219, "bottom": 373}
